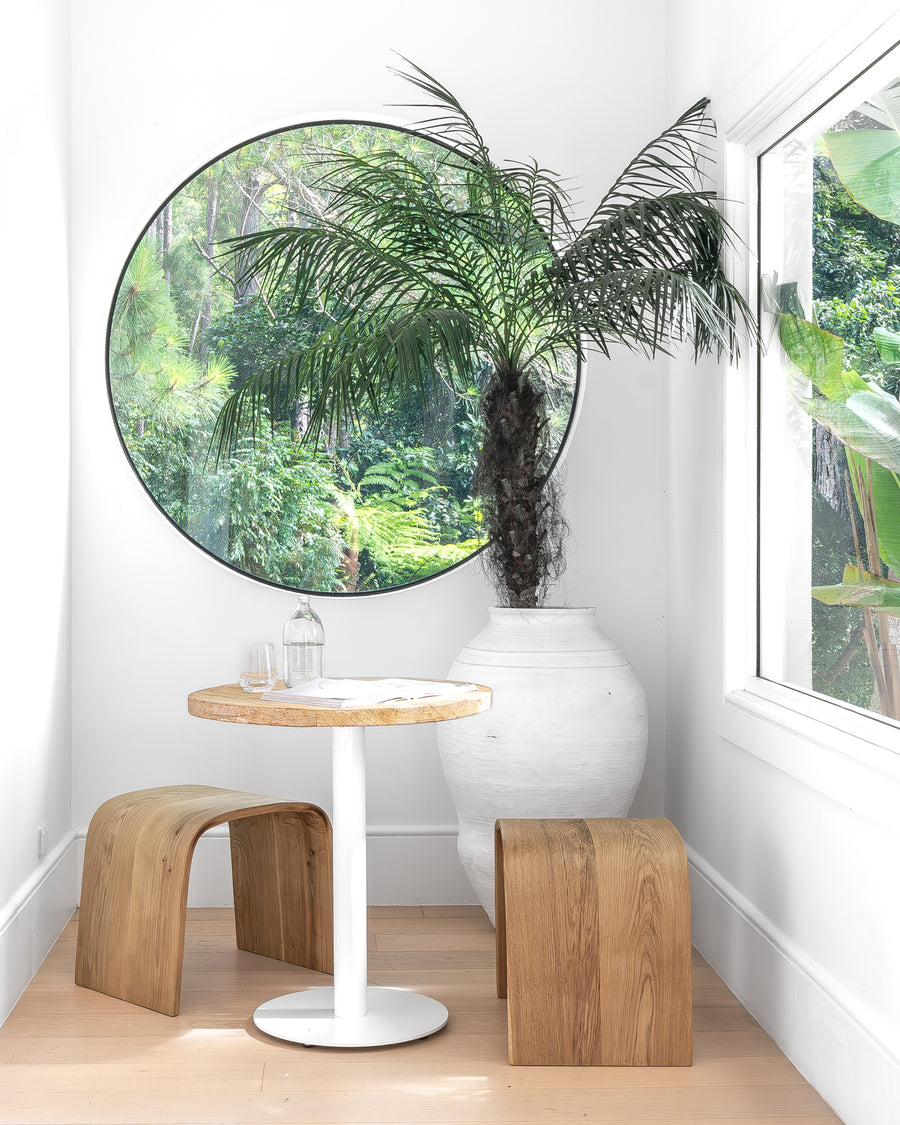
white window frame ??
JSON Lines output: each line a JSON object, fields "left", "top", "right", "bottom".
{"left": 717, "top": 20, "right": 900, "bottom": 837}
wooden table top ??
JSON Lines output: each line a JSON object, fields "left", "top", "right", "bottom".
{"left": 188, "top": 680, "right": 492, "bottom": 729}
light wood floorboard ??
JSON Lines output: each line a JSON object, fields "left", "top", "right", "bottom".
{"left": 0, "top": 907, "right": 842, "bottom": 1124}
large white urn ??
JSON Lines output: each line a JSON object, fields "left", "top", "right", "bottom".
{"left": 436, "top": 607, "right": 647, "bottom": 921}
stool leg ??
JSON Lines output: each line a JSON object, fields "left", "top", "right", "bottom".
{"left": 75, "top": 800, "right": 195, "bottom": 1017}
{"left": 497, "top": 817, "right": 692, "bottom": 1066}
{"left": 230, "top": 808, "right": 333, "bottom": 973}
{"left": 504, "top": 818, "right": 602, "bottom": 1064}
{"left": 588, "top": 818, "right": 692, "bottom": 1066}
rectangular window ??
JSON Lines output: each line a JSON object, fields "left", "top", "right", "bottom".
{"left": 759, "top": 57, "right": 900, "bottom": 724}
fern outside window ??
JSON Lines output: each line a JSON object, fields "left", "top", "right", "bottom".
{"left": 107, "top": 120, "right": 578, "bottom": 595}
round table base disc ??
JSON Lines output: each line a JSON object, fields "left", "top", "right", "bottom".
{"left": 252, "top": 986, "right": 449, "bottom": 1047}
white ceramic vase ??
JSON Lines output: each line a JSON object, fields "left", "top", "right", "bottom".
{"left": 436, "top": 607, "right": 648, "bottom": 921}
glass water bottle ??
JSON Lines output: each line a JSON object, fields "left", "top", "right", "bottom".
{"left": 283, "top": 595, "right": 325, "bottom": 687}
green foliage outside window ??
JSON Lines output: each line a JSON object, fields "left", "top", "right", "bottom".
{"left": 774, "top": 77, "right": 900, "bottom": 718}
{"left": 107, "top": 121, "right": 557, "bottom": 593}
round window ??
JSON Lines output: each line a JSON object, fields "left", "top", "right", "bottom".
{"left": 108, "top": 121, "right": 577, "bottom": 594}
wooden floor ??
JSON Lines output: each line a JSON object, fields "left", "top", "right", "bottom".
{"left": 0, "top": 907, "right": 842, "bottom": 1124}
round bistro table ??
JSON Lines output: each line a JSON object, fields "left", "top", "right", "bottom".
{"left": 187, "top": 680, "right": 491, "bottom": 1048}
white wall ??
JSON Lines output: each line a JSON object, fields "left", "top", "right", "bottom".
{"left": 666, "top": 3, "right": 900, "bottom": 1123}
{"left": 70, "top": 0, "right": 670, "bottom": 904}
{"left": 0, "top": 0, "right": 76, "bottom": 1024}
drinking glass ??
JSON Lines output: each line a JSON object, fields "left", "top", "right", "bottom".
{"left": 239, "top": 641, "right": 278, "bottom": 692}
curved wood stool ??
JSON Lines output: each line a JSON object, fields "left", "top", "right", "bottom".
{"left": 75, "top": 785, "right": 333, "bottom": 1016}
{"left": 495, "top": 817, "right": 692, "bottom": 1066}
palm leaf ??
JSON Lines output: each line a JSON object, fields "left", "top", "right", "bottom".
{"left": 211, "top": 304, "right": 477, "bottom": 458}
{"left": 557, "top": 265, "right": 746, "bottom": 360}
{"left": 387, "top": 55, "right": 489, "bottom": 160}
{"left": 585, "top": 99, "right": 716, "bottom": 223}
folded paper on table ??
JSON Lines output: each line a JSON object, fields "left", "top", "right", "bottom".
{"left": 261, "top": 677, "right": 478, "bottom": 708}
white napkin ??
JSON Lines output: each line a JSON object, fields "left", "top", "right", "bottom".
{"left": 261, "top": 677, "right": 477, "bottom": 707}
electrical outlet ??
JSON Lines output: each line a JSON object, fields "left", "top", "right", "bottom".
{"left": 38, "top": 821, "right": 49, "bottom": 859}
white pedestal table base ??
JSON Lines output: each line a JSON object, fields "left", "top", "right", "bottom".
{"left": 186, "top": 685, "right": 490, "bottom": 1050}
{"left": 253, "top": 985, "right": 449, "bottom": 1047}
{"left": 252, "top": 725, "right": 448, "bottom": 1047}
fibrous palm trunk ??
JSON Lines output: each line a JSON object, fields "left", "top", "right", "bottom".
{"left": 477, "top": 368, "right": 564, "bottom": 608}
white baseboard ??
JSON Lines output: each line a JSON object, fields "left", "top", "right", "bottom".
{"left": 688, "top": 846, "right": 900, "bottom": 1125}
{"left": 0, "top": 833, "right": 77, "bottom": 1027}
{"left": 364, "top": 833, "right": 479, "bottom": 905}
{"left": 75, "top": 826, "right": 478, "bottom": 908}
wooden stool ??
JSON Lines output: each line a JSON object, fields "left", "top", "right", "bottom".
{"left": 495, "top": 817, "right": 692, "bottom": 1066}
{"left": 75, "top": 785, "right": 333, "bottom": 1016}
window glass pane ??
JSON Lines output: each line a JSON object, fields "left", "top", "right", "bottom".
{"left": 759, "top": 66, "right": 900, "bottom": 720}
{"left": 107, "top": 122, "right": 577, "bottom": 594}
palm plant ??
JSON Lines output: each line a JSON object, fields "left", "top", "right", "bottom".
{"left": 212, "top": 60, "right": 753, "bottom": 607}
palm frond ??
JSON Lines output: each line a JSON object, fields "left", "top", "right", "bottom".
{"left": 500, "top": 158, "right": 578, "bottom": 245}
{"left": 388, "top": 55, "right": 489, "bottom": 160}
{"left": 221, "top": 221, "right": 419, "bottom": 312}
{"left": 553, "top": 186, "right": 755, "bottom": 359}
{"left": 585, "top": 99, "right": 716, "bottom": 227}
{"left": 210, "top": 304, "right": 477, "bottom": 461}
{"left": 566, "top": 266, "right": 749, "bottom": 360}
{"left": 560, "top": 192, "right": 726, "bottom": 274}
